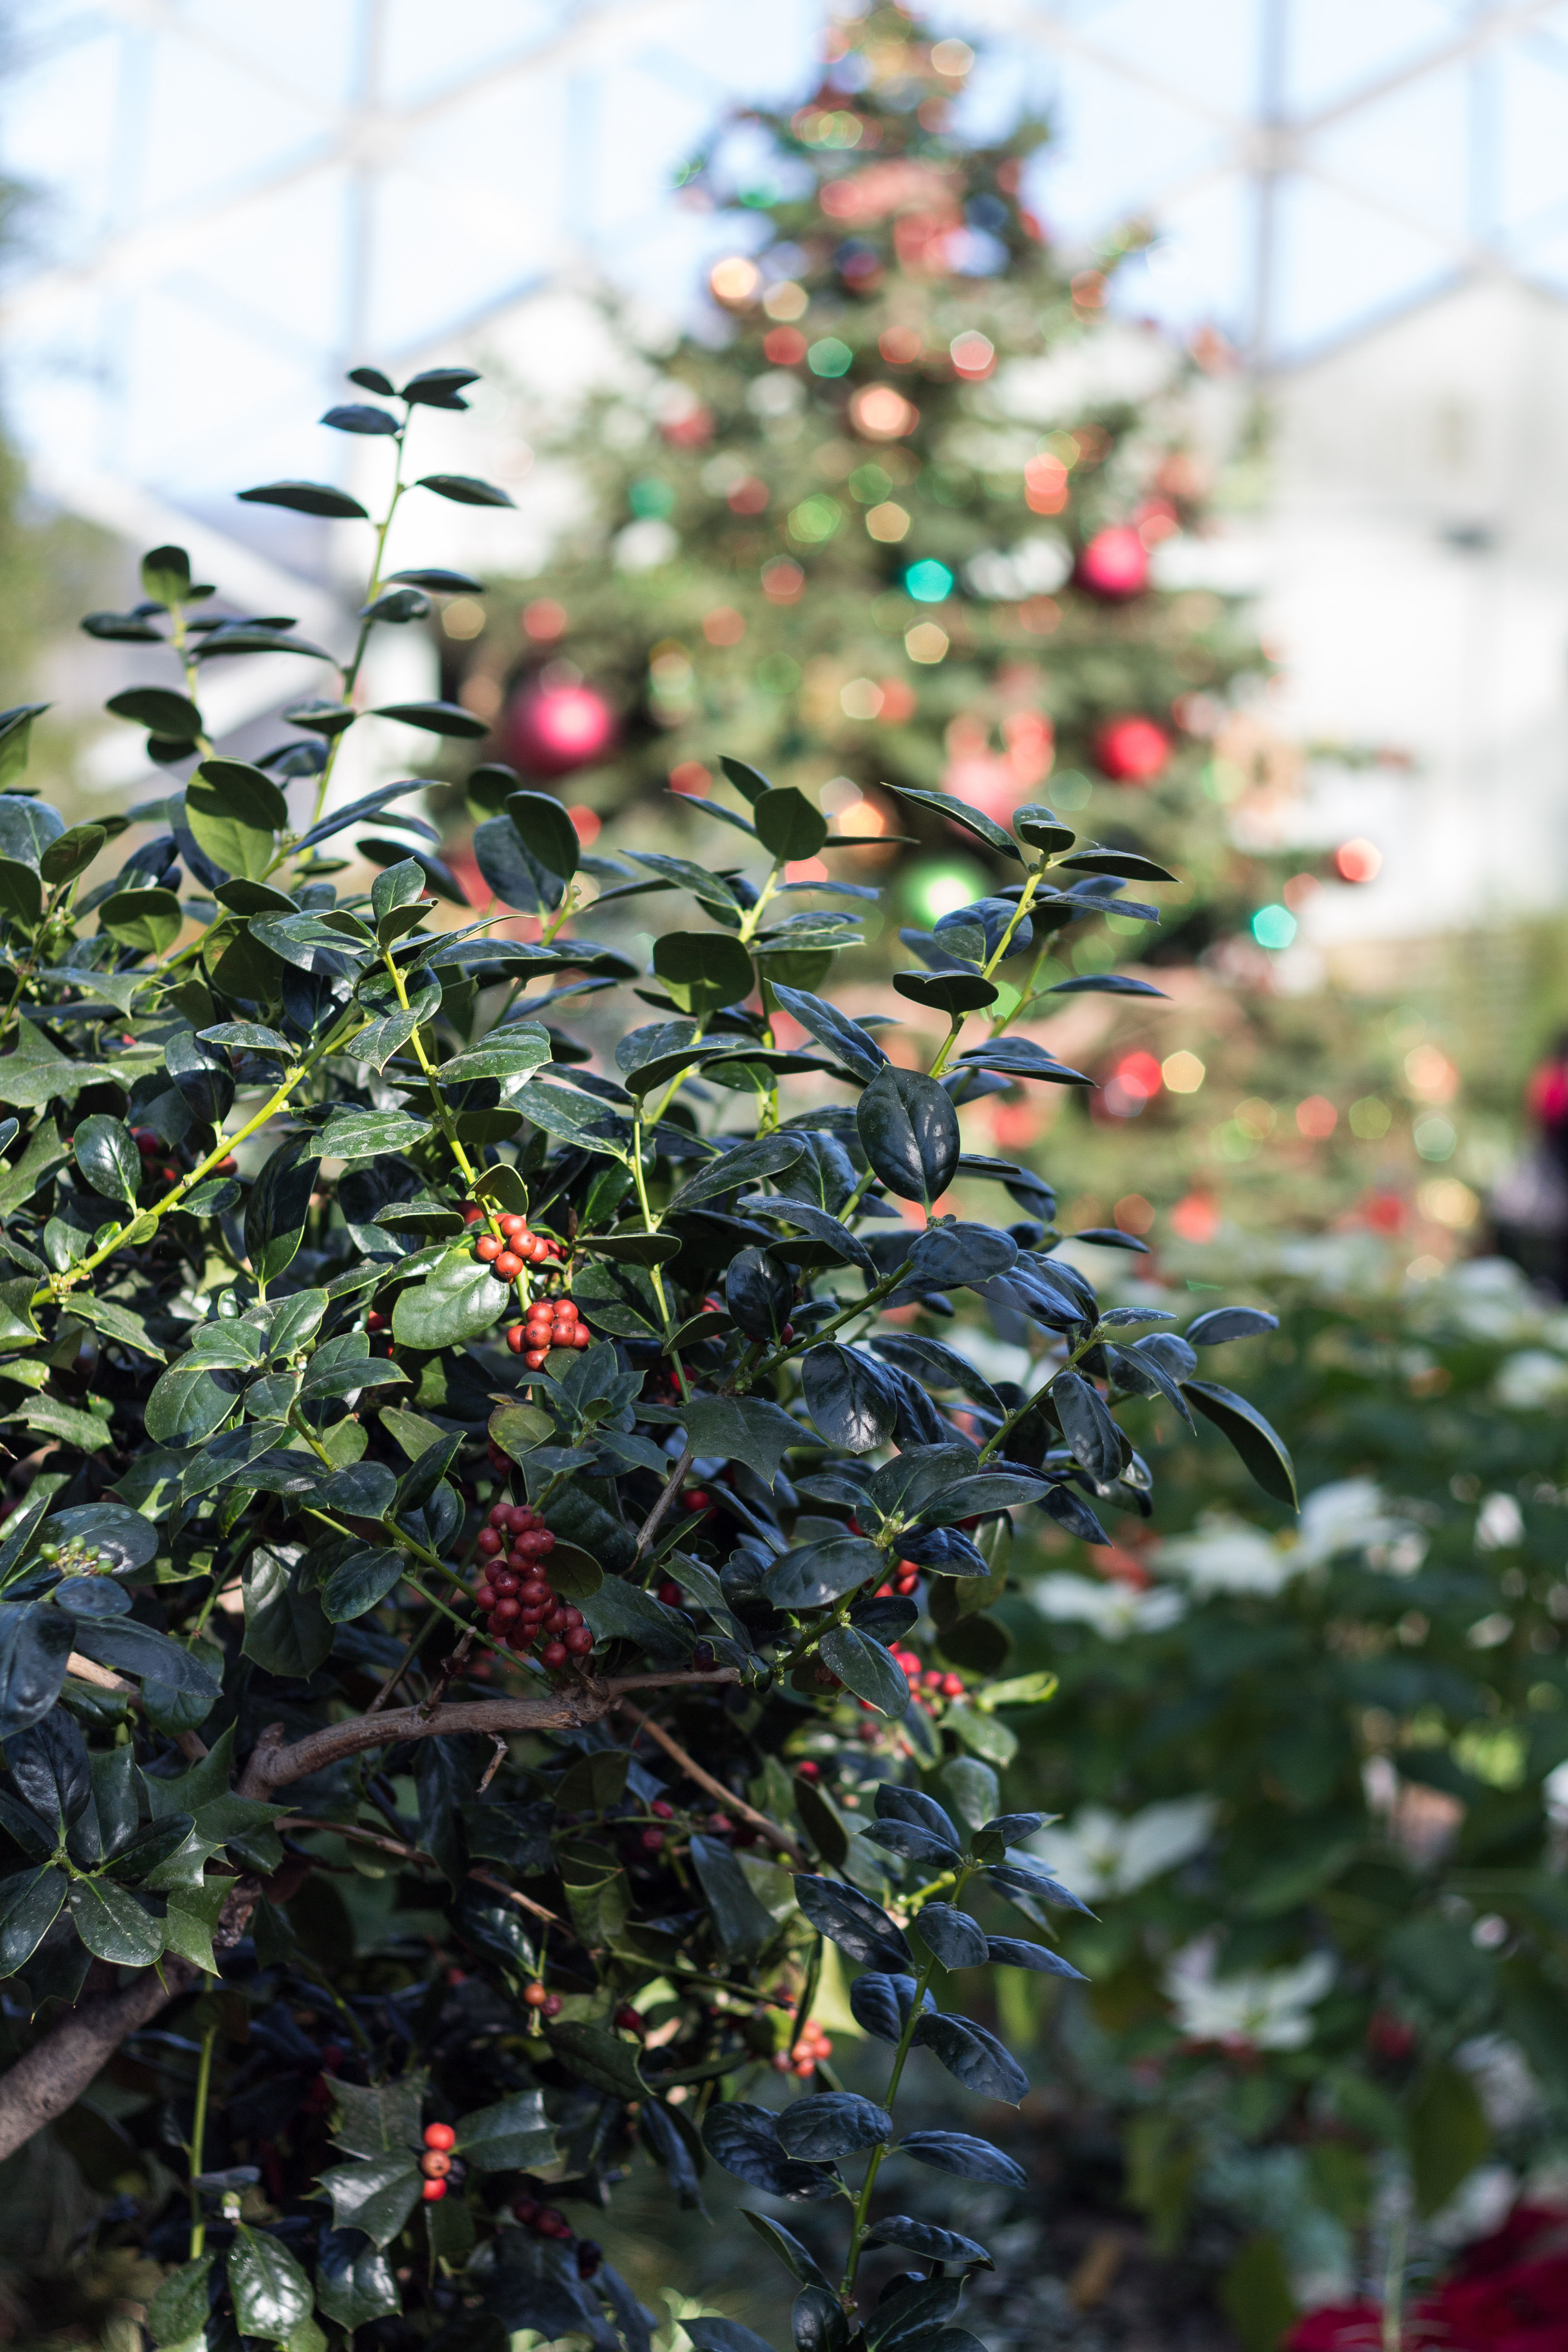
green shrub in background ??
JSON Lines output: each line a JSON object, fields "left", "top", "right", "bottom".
{"left": 0, "top": 369, "right": 1296, "bottom": 2352}
{"left": 996, "top": 1237, "right": 1568, "bottom": 2332}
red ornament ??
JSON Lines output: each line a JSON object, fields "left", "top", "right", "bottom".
{"left": 1075, "top": 525, "right": 1150, "bottom": 600}
{"left": 505, "top": 683, "right": 617, "bottom": 779}
{"left": 1093, "top": 715, "right": 1170, "bottom": 784}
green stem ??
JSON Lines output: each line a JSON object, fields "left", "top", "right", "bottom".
{"left": 298, "top": 422, "right": 412, "bottom": 847}
{"left": 188, "top": 2014, "right": 217, "bottom": 2259}
{"left": 31, "top": 1007, "right": 366, "bottom": 1308}
{"left": 840, "top": 1862, "right": 974, "bottom": 2298}
{"left": 927, "top": 864, "right": 1044, "bottom": 1083}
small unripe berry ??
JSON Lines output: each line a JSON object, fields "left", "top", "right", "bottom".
{"left": 640, "top": 1827, "right": 665, "bottom": 1854}
{"left": 542, "top": 1992, "right": 563, "bottom": 2018}
{"left": 420, "top": 2150, "right": 451, "bottom": 2178}
{"left": 523, "top": 1981, "right": 549, "bottom": 2007}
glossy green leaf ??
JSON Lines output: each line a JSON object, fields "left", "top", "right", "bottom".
{"left": 227, "top": 2228, "right": 313, "bottom": 2340}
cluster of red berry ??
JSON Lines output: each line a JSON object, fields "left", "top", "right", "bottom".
{"left": 886, "top": 1646, "right": 966, "bottom": 1706}
{"left": 506, "top": 1294, "right": 590, "bottom": 1365}
{"left": 510, "top": 2192, "right": 602, "bottom": 2279}
{"left": 771, "top": 2014, "right": 833, "bottom": 2079}
{"left": 463, "top": 1204, "right": 563, "bottom": 1276}
{"left": 473, "top": 1503, "right": 594, "bottom": 1669}
{"left": 875, "top": 1558, "right": 923, "bottom": 1600}
{"left": 419, "top": 2120, "right": 458, "bottom": 2202}
{"left": 130, "top": 1128, "right": 238, "bottom": 1185}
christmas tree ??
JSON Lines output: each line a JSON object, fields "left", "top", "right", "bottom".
{"left": 437, "top": 3, "right": 1454, "bottom": 1253}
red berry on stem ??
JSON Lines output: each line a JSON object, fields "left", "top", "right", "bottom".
{"left": 564, "top": 1626, "right": 593, "bottom": 1656}
{"left": 506, "top": 1324, "right": 527, "bottom": 1354}
{"left": 541, "top": 1992, "right": 562, "bottom": 2018}
{"left": 523, "top": 1981, "right": 548, "bottom": 2007}
{"left": 500, "top": 1213, "right": 529, "bottom": 1238}
{"left": 650, "top": 1798, "right": 674, "bottom": 1819}
{"left": 420, "top": 2150, "right": 451, "bottom": 2178}
{"left": 422, "top": 2179, "right": 447, "bottom": 2203}
{"left": 495, "top": 1250, "right": 523, "bottom": 1279}
{"left": 640, "top": 1827, "right": 664, "bottom": 1853}
{"left": 543, "top": 1641, "right": 568, "bottom": 1669}
{"left": 477, "top": 1529, "right": 503, "bottom": 1557}
{"left": 475, "top": 1235, "right": 502, "bottom": 1262}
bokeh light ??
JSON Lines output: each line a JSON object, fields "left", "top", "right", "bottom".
{"left": 1336, "top": 838, "right": 1383, "bottom": 882}
{"left": 807, "top": 338, "right": 853, "bottom": 378}
{"left": 1296, "top": 1096, "right": 1338, "bottom": 1139}
{"left": 866, "top": 503, "right": 910, "bottom": 542}
{"left": 904, "top": 623, "right": 949, "bottom": 663}
{"left": 950, "top": 331, "right": 995, "bottom": 378}
{"left": 906, "top": 860, "right": 986, "bottom": 925}
{"left": 522, "top": 599, "right": 567, "bottom": 641}
{"left": 709, "top": 256, "right": 760, "bottom": 304}
{"left": 851, "top": 385, "right": 919, "bottom": 438}
{"left": 904, "top": 560, "right": 953, "bottom": 603}
{"left": 1251, "top": 904, "right": 1298, "bottom": 950}
{"left": 1162, "top": 1050, "right": 1206, "bottom": 1093}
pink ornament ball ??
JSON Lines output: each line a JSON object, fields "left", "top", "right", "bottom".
{"left": 1075, "top": 525, "right": 1150, "bottom": 600}
{"left": 505, "top": 683, "right": 617, "bottom": 779}
{"left": 1093, "top": 715, "right": 1170, "bottom": 784}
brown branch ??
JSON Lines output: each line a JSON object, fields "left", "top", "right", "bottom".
{"left": 631, "top": 1441, "right": 695, "bottom": 1564}
{"left": 238, "top": 1667, "right": 741, "bottom": 1798}
{"left": 616, "top": 1696, "right": 804, "bottom": 1867}
{"left": 0, "top": 1875, "right": 260, "bottom": 2164}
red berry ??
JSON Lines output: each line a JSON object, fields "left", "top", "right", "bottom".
{"left": 513, "top": 2195, "right": 541, "bottom": 2225}
{"left": 475, "top": 1235, "right": 502, "bottom": 1262}
{"left": 477, "top": 1529, "right": 503, "bottom": 1557}
{"left": 564, "top": 1626, "right": 593, "bottom": 1656}
{"left": 796, "top": 1760, "right": 820, "bottom": 1781}
{"left": 462, "top": 1205, "right": 485, "bottom": 1225}
{"left": 538, "top": 2207, "right": 569, "bottom": 2238}
{"left": 506, "top": 1324, "right": 527, "bottom": 1353}
{"left": 561, "top": 1607, "right": 583, "bottom": 1629}
{"left": 614, "top": 2004, "right": 644, "bottom": 2033}
{"left": 650, "top": 1798, "right": 674, "bottom": 1819}
{"left": 941, "top": 1673, "right": 964, "bottom": 1697}
{"left": 500, "top": 1213, "right": 529, "bottom": 1238}
{"left": 422, "top": 2179, "right": 446, "bottom": 2202}
{"left": 420, "top": 2150, "right": 452, "bottom": 2177}
{"left": 657, "top": 1580, "right": 682, "bottom": 1606}
{"left": 523, "top": 1981, "right": 549, "bottom": 2007}
{"left": 685, "top": 1491, "right": 710, "bottom": 1511}
{"left": 571, "top": 1330, "right": 591, "bottom": 1348}
{"left": 508, "top": 1625, "right": 534, "bottom": 1651}
{"left": 525, "top": 1349, "right": 548, "bottom": 1369}
{"left": 473, "top": 1583, "right": 496, "bottom": 1612}
{"left": 541, "top": 1992, "right": 563, "bottom": 2017}
{"left": 490, "top": 1570, "right": 520, "bottom": 1595}
{"left": 491, "top": 1597, "right": 521, "bottom": 1625}
{"left": 518, "top": 1577, "right": 551, "bottom": 1607}
{"left": 495, "top": 1250, "right": 523, "bottom": 1279}
{"left": 367, "top": 1309, "right": 386, "bottom": 1331}
{"left": 543, "top": 1641, "right": 568, "bottom": 1669}
{"left": 544, "top": 1607, "right": 570, "bottom": 1635}
{"left": 487, "top": 1503, "right": 512, "bottom": 1529}
{"left": 640, "top": 1828, "right": 664, "bottom": 1853}
{"left": 508, "top": 1506, "right": 537, "bottom": 1531}
{"left": 782, "top": 1323, "right": 795, "bottom": 1341}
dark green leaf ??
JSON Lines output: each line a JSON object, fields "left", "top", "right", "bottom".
{"left": 73, "top": 1113, "right": 140, "bottom": 1205}
{"left": 681, "top": 1394, "right": 802, "bottom": 1487}
{"left": 456, "top": 2087, "right": 557, "bottom": 2171}
{"left": 0, "top": 1864, "right": 67, "bottom": 1969}
{"left": 415, "top": 472, "right": 514, "bottom": 506}
{"left": 0, "top": 859, "right": 42, "bottom": 923}
{"left": 242, "top": 1548, "right": 333, "bottom": 1677}
{"left": 792, "top": 1874, "right": 909, "bottom": 1968}
{"left": 147, "top": 2255, "right": 215, "bottom": 2348}
{"left": 1185, "top": 1307, "right": 1280, "bottom": 1346}
{"left": 897, "top": 2131, "right": 1027, "bottom": 2187}
{"left": 1184, "top": 1381, "right": 1298, "bottom": 1506}
{"left": 801, "top": 1346, "right": 898, "bottom": 1454}
{"left": 320, "top": 1547, "right": 406, "bottom": 1622}
{"left": 245, "top": 1137, "right": 321, "bottom": 1286}
{"left": 765, "top": 1536, "right": 882, "bottom": 1611}
{"left": 775, "top": 2093, "right": 890, "bottom": 2160}
{"left": 666, "top": 1137, "right": 805, "bottom": 1213}
{"left": 754, "top": 787, "right": 828, "bottom": 859}
{"left": 893, "top": 970, "right": 998, "bottom": 1013}
{"left": 105, "top": 686, "right": 204, "bottom": 739}
{"left": 227, "top": 2227, "right": 313, "bottom": 2338}
{"left": 819, "top": 1625, "right": 908, "bottom": 1717}
{"left": 371, "top": 699, "right": 489, "bottom": 737}
{"left": 98, "top": 887, "right": 183, "bottom": 955}
{"left": 857, "top": 1065, "right": 959, "bottom": 1205}
{"left": 886, "top": 783, "right": 1024, "bottom": 860}
{"left": 70, "top": 1619, "right": 221, "bottom": 1697}
{"left": 653, "top": 929, "right": 754, "bottom": 1015}
{"left": 185, "top": 760, "right": 288, "bottom": 881}
{"left": 546, "top": 2019, "right": 647, "bottom": 2100}
{"left": 0, "top": 1606, "right": 78, "bottom": 1738}
{"left": 911, "top": 1903, "right": 988, "bottom": 1967}
{"left": 701, "top": 2102, "right": 838, "bottom": 2200}
{"left": 315, "top": 2230, "right": 401, "bottom": 2329}
{"left": 689, "top": 1833, "right": 779, "bottom": 1959}
{"left": 67, "top": 1876, "right": 164, "bottom": 1965}
{"left": 392, "top": 1251, "right": 507, "bottom": 1348}
{"left": 318, "top": 2151, "right": 422, "bottom": 2249}
{"left": 238, "top": 480, "right": 369, "bottom": 519}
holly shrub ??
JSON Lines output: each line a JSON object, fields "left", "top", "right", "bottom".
{"left": 0, "top": 370, "right": 1293, "bottom": 2352}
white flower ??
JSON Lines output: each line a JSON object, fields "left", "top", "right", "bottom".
{"left": 1494, "top": 1350, "right": 1568, "bottom": 1410}
{"left": 1475, "top": 1491, "right": 1524, "bottom": 1551}
{"left": 1156, "top": 1513, "right": 1297, "bottom": 1596}
{"left": 1163, "top": 1936, "right": 1336, "bottom": 2050}
{"left": 614, "top": 518, "right": 677, "bottom": 571}
{"left": 1295, "top": 1477, "right": 1416, "bottom": 1568}
{"left": 1029, "top": 1573, "right": 1186, "bottom": 1640}
{"left": 1029, "top": 1796, "right": 1217, "bottom": 1900}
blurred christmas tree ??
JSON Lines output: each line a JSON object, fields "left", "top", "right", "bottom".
{"left": 438, "top": 3, "right": 1462, "bottom": 1254}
